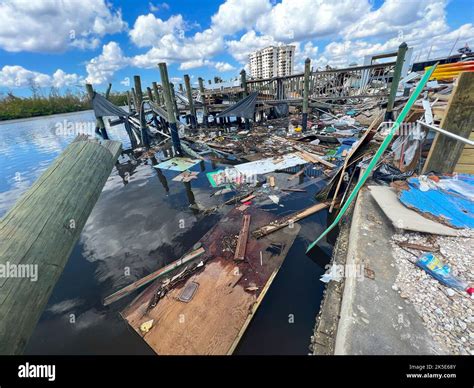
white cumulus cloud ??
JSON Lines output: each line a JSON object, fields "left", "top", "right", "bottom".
{"left": 0, "top": 0, "right": 127, "bottom": 53}
{"left": 0, "top": 65, "right": 82, "bottom": 88}
{"left": 86, "top": 42, "right": 130, "bottom": 85}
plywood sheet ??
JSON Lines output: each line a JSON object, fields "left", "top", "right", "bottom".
{"left": 122, "top": 207, "right": 300, "bottom": 355}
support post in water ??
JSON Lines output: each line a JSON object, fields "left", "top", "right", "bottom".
{"left": 147, "top": 86, "right": 161, "bottom": 130}
{"left": 198, "top": 77, "right": 209, "bottom": 128}
{"left": 302, "top": 58, "right": 311, "bottom": 131}
{"left": 152, "top": 82, "right": 161, "bottom": 105}
{"left": 105, "top": 83, "right": 112, "bottom": 100}
{"left": 385, "top": 42, "right": 408, "bottom": 121}
{"left": 170, "top": 82, "right": 180, "bottom": 121}
{"left": 240, "top": 69, "right": 250, "bottom": 130}
{"left": 126, "top": 91, "right": 133, "bottom": 113}
{"left": 158, "top": 62, "right": 182, "bottom": 155}
{"left": 184, "top": 74, "right": 197, "bottom": 128}
{"left": 134, "top": 75, "right": 150, "bottom": 149}
{"left": 85, "top": 83, "right": 109, "bottom": 140}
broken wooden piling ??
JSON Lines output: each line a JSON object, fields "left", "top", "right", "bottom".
{"left": 198, "top": 77, "right": 209, "bottom": 127}
{"left": 158, "top": 62, "right": 182, "bottom": 155}
{"left": 240, "top": 69, "right": 250, "bottom": 130}
{"left": 86, "top": 83, "right": 109, "bottom": 139}
{"left": 385, "top": 42, "right": 408, "bottom": 120}
{"left": 184, "top": 74, "right": 197, "bottom": 128}
{"left": 134, "top": 75, "right": 150, "bottom": 148}
{"left": 0, "top": 136, "right": 121, "bottom": 354}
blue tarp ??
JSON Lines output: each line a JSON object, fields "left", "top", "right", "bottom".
{"left": 399, "top": 174, "right": 474, "bottom": 229}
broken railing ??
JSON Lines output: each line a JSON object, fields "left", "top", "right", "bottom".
{"left": 246, "top": 61, "right": 396, "bottom": 102}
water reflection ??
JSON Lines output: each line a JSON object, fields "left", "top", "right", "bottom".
{"left": 1, "top": 111, "right": 332, "bottom": 355}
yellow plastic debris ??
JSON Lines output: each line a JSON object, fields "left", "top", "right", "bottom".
{"left": 140, "top": 319, "right": 154, "bottom": 333}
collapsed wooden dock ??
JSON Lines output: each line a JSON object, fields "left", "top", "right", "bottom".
{"left": 121, "top": 206, "right": 301, "bottom": 355}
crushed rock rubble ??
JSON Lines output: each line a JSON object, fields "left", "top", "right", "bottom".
{"left": 391, "top": 230, "right": 474, "bottom": 355}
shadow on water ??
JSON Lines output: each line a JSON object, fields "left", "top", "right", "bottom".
{"left": 0, "top": 111, "right": 336, "bottom": 355}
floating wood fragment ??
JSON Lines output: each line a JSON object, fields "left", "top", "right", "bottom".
{"left": 103, "top": 247, "right": 205, "bottom": 306}
{"left": 252, "top": 202, "right": 329, "bottom": 239}
{"left": 234, "top": 214, "right": 251, "bottom": 261}
{"left": 225, "top": 191, "right": 254, "bottom": 205}
{"left": 281, "top": 188, "right": 307, "bottom": 192}
{"left": 268, "top": 175, "right": 276, "bottom": 187}
{"left": 240, "top": 194, "right": 256, "bottom": 203}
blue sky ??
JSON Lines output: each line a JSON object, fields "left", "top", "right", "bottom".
{"left": 0, "top": 0, "right": 473, "bottom": 96}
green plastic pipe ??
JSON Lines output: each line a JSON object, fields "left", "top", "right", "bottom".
{"left": 306, "top": 63, "right": 438, "bottom": 253}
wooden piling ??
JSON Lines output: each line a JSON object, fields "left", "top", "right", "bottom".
{"left": 151, "top": 81, "right": 164, "bottom": 105}
{"left": 170, "top": 82, "right": 180, "bottom": 121}
{"left": 105, "top": 83, "right": 112, "bottom": 100}
{"left": 86, "top": 83, "right": 109, "bottom": 140}
{"left": 134, "top": 75, "right": 150, "bottom": 148}
{"left": 147, "top": 86, "right": 161, "bottom": 130}
{"left": 240, "top": 69, "right": 250, "bottom": 130}
{"left": 385, "top": 42, "right": 408, "bottom": 121}
{"left": 158, "top": 62, "right": 182, "bottom": 155}
{"left": 126, "top": 91, "right": 133, "bottom": 113}
{"left": 0, "top": 136, "right": 121, "bottom": 354}
{"left": 198, "top": 77, "right": 209, "bottom": 128}
{"left": 184, "top": 74, "right": 197, "bottom": 128}
{"left": 302, "top": 58, "right": 311, "bottom": 131}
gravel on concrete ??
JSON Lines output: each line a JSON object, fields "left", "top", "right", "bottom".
{"left": 391, "top": 230, "right": 474, "bottom": 355}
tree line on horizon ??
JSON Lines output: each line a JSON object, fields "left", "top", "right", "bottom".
{"left": 0, "top": 86, "right": 128, "bottom": 121}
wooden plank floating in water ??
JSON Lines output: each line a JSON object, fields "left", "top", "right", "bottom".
{"left": 103, "top": 247, "right": 205, "bottom": 306}
{"left": 121, "top": 207, "right": 300, "bottom": 355}
{"left": 252, "top": 202, "right": 329, "bottom": 239}
{"left": 0, "top": 135, "right": 121, "bottom": 355}
{"left": 281, "top": 188, "right": 307, "bottom": 192}
{"left": 240, "top": 194, "right": 256, "bottom": 203}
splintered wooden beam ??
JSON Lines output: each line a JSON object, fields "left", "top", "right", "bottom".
{"left": 234, "top": 215, "right": 251, "bottom": 261}
{"left": 295, "top": 149, "right": 336, "bottom": 169}
{"left": 252, "top": 202, "right": 329, "bottom": 239}
{"left": 103, "top": 247, "right": 205, "bottom": 306}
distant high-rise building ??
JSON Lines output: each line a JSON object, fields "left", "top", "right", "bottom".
{"left": 249, "top": 45, "right": 295, "bottom": 79}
